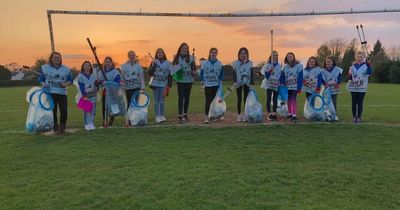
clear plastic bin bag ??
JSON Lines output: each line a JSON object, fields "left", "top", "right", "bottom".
{"left": 244, "top": 90, "right": 263, "bottom": 123}
{"left": 208, "top": 84, "right": 226, "bottom": 121}
{"left": 128, "top": 92, "right": 150, "bottom": 126}
{"left": 105, "top": 82, "right": 126, "bottom": 117}
{"left": 25, "top": 87, "right": 54, "bottom": 133}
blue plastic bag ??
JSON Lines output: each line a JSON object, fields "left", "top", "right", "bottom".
{"left": 278, "top": 86, "right": 288, "bottom": 102}
{"left": 244, "top": 90, "right": 263, "bottom": 123}
{"left": 25, "top": 87, "right": 54, "bottom": 133}
{"left": 303, "top": 93, "right": 325, "bottom": 121}
{"left": 303, "top": 87, "right": 337, "bottom": 121}
{"left": 208, "top": 83, "right": 226, "bottom": 121}
{"left": 322, "top": 88, "right": 337, "bottom": 121}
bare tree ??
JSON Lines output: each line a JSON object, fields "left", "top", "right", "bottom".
{"left": 316, "top": 38, "right": 348, "bottom": 66}
{"left": 387, "top": 45, "right": 400, "bottom": 61}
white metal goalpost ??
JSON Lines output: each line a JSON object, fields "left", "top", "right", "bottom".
{"left": 47, "top": 8, "right": 400, "bottom": 52}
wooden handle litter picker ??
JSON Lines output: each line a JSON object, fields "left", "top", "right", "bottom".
{"left": 86, "top": 38, "right": 111, "bottom": 128}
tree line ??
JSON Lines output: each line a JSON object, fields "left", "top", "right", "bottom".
{"left": 315, "top": 38, "right": 400, "bottom": 84}
{"left": 1, "top": 39, "right": 400, "bottom": 84}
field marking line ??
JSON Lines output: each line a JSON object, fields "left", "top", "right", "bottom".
{"left": 2, "top": 121, "right": 400, "bottom": 135}
{"left": 338, "top": 104, "right": 400, "bottom": 107}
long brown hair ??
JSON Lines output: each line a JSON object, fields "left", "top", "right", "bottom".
{"left": 172, "top": 43, "right": 190, "bottom": 65}
{"left": 80, "top": 61, "right": 93, "bottom": 74}
{"left": 284, "top": 52, "right": 299, "bottom": 67}
{"left": 103, "top": 56, "right": 115, "bottom": 70}
{"left": 267, "top": 50, "right": 278, "bottom": 64}
{"left": 237, "top": 47, "right": 249, "bottom": 61}
{"left": 306, "top": 56, "right": 319, "bottom": 69}
{"left": 48, "top": 51, "right": 62, "bottom": 67}
{"left": 208, "top": 48, "right": 218, "bottom": 60}
{"left": 154, "top": 48, "right": 167, "bottom": 61}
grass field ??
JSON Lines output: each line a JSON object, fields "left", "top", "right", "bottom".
{"left": 1, "top": 83, "right": 400, "bottom": 209}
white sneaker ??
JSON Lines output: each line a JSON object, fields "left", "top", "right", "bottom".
{"left": 89, "top": 124, "right": 96, "bottom": 130}
{"left": 155, "top": 116, "right": 162, "bottom": 123}
{"left": 84, "top": 124, "right": 90, "bottom": 131}
{"left": 204, "top": 116, "right": 209, "bottom": 124}
{"left": 242, "top": 115, "right": 248, "bottom": 122}
{"left": 237, "top": 114, "right": 242, "bottom": 122}
{"left": 161, "top": 115, "right": 166, "bottom": 123}
{"left": 334, "top": 116, "right": 339, "bottom": 121}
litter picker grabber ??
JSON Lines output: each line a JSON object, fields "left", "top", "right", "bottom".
{"left": 147, "top": 52, "right": 155, "bottom": 86}
{"left": 218, "top": 75, "right": 246, "bottom": 103}
{"left": 270, "top": 29, "right": 274, "bottom": 56}
{"left": 356, "top": 25, "right": 369, "bottom": 59}
{"left": 86, "top": 38, "right": 110, "bottom": 128}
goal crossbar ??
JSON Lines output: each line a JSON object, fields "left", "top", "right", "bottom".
{"left": 47, "top": 8, "right": 400, "bottom": 51}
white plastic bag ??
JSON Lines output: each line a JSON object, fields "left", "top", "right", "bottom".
{"left": 276, "top": 95, "right": 288, "bottom": 117}
{"left": 208, "top": 84, "right": 226, "bottom": 121}
{"left": 25, "top": 87, "right": 54, "bottom": 133}
{"left": 244, "top": 90, "right": 263, "bottom": 123}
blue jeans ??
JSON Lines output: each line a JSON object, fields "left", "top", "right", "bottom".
{"left": 153, "top": 87, "right": 165, "bottom": 116}
{"left": 84, "top": 103, "right": 96, "bottom": 125}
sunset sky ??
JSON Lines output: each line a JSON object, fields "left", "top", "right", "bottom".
{"left": 1, "top": 0, "right": 400, "bottom": 68}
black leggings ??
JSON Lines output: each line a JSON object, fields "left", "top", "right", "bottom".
{"left": 126, "top": 88, "right": 140, "bottom": 108}
{"left": 177, "top": 82, "right": 193, "bottom": 115}
{"left": 236, "top": 85, "right": 250, "bottom": 114}
{"left": 51, "top": 94, "right": 68, "bottom": 128}
{"left": 204, "top": 86, "right": 219, "bottom": 115}
{"left": 331, "top": 94, "right": 338, "bottom": 112}
{"left": 351, "top": 92, "right": 366, "bottom": 118}
{"left": 102, "top": 94, "right": 114, "bottom": 123}
{"left": 266, "top": 89, "right": 278, "bottom": 113}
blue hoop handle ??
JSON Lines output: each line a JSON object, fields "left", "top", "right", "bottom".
{"left": 308, "top": 94, "right": 325, "bottom": 112}
{"left": 130, "top": 91, "right": 150, "bottom": 108}
{"left": 29, "top": 88, "right": 54, "bottom": 111}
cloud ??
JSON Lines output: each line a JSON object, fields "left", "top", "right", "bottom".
{"left": 63, "top": 54, "right": 91, "bottom": 60}
{"left": 117, "top": 39, "right": 155, "bottom": 45}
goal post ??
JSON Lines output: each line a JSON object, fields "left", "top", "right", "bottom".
{"left": 46, "top": 8, "right": 400, "bottom": 52}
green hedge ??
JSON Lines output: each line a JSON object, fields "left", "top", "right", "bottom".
{"left": 0, "top": 80, "right": 39, "bottom": 87}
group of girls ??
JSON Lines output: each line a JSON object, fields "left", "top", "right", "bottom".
{"left": 38, "top": 43, "right": 372, "bottom": 133}
{"left": 260, "top": 50, "right": 372, "bottom": 123}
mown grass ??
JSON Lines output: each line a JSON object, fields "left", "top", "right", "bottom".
{"left": 0, "top": 83, "right": 400, "bottom": 209}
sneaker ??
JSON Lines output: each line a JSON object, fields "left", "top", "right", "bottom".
{"left": 155, "top": 116, "right": 162, "bottom": 123}
{"left": 90, "top": 124, "right": 96, "bottom": 130}
{"left": 237, "top": 114, "right": 242, "bottom": 122}
{"left": 178, "top": 115, "right": 183, "bottom": 123}
{"left": 242, "top": 115, "right": 248, "bottom": 122}
{"left": 352, "top": 117, "right": 357, "bottom": 124}
{"left": 356, "top": 117, "right": 362, "bottom": 124}
{"left": 204, "top": 116, "right": 209, "bottom": 124}
{"left": 183, "top": 114, "right": 189, "bottom": 122}
{"left": 334, "top": 116, "right": 339, "bottom": 122}
{"left": 160, "top": 116, "right": 167, "bottom": 123}
{"left": 84, "top": 124, "right": 90, "bottom": 131}
{"left": 267, "top": 114, "right": 273, "bottom": 121}
{"left": 272, "top": 114, "right": 278, "bottom": 121}
{"left": 287, "top": 115, "right": 293, "bottom": 121}
{"left": 291, "top": 116, "right": 297, "bottom": 122}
